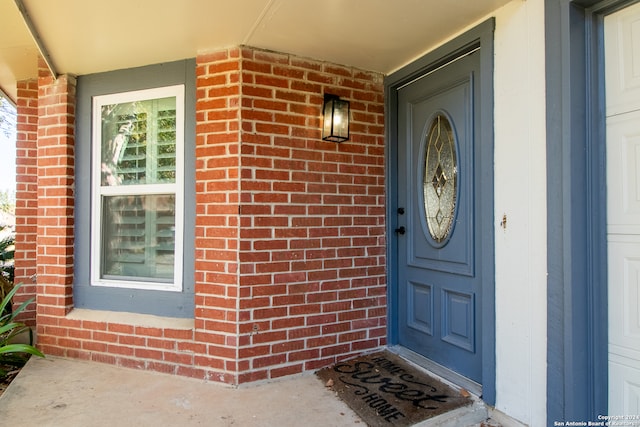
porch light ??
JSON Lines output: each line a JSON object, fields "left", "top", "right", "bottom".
{"left": 322, "top": 94, "right": 350, "bottom": 142}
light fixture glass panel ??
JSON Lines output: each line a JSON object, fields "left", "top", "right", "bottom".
{"left": 322, "top": 95, "right": 350, "bottom": 142}
{"left": 333, "top": 100, "right": 349, "bottom": 140}
{"left": 323, "top": 99, "right": 334, "bottom": 139}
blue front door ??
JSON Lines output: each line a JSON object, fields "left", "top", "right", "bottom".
{"left": 396, "top": 49, "right": 483, "bottom": 383}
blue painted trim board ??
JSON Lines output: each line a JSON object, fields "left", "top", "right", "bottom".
{"left": 545, "top": 0, "right": 637, "bottom": 419}
{"left": 74, "top": 59, "right": 197, "bottom": 318}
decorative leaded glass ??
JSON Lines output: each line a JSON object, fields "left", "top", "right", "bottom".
{"left": 423, "top": 113, "right": 457, "bottom": 243}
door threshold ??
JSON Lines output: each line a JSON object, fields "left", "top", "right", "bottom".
{"left": 388, "top": 345, "right": 483, "bottom": 398}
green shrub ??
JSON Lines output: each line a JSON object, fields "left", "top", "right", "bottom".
{"left": 0, "top": 284, "right": 44, "bottom": 377}
{"left": 0, "top": 219, "right": 43, "bottom": 377}
{"left": 0, "top": 224, "right": 14, "bottom": 309}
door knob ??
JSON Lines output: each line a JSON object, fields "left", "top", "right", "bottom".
{"left": 395, "top": 226, "right": 406, "bottom": 235}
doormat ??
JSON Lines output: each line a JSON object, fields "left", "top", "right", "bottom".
{"left": 317, "top": 351, "right": 471, "bottom": 426}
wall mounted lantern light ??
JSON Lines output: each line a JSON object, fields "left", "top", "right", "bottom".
{"left": 322, "top": 94, "right": 350, "bottom": 142}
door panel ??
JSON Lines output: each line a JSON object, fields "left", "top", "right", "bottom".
{"left": 441, "top": 289, "right": 475, "bottom": 351}
{"left": 606, "top": 110, "right": 640, "bottom": 234}
{"left": 396, "top": 50, "right": 482, "bottom": 383}
{"left": 605, "top": 3, "right": 640, "bottom": 117}
{"left": 606, "top": 1, "right": 640, "bottom": 415}
{"left": 407, "top": 281, "right": 433, "bottom": 335}
{"left": 406, "top": 78, "right": 474, "bottom": 277}
{"left": 609, "top": 355, "right": 640, "bottom": 415}
{"left": 608, "top": 235, "right": 640, "bottom": 349}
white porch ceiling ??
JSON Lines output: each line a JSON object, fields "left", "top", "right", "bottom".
{"left": 0, "top": 0, "right": 512, "bottom": 102}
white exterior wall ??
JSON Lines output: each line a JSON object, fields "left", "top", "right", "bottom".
{"left": 493, "top": 0, "right": 547, "bottom": 425}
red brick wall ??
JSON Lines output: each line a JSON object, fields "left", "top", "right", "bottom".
{"left": 20, "top": 46, "right": 386, "bottom": 384}
{"left": 13, "top": 79, "right": 39, "bottom": 325}
{"left": 34, "top": 68, "right": 76, "bottom": 349}
{"left": 234, "top": 47, "right": 386, "bottom": 382}
{"left": 194, "top": 48, "right": 242, "bottom": 383}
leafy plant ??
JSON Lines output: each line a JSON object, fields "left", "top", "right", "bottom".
{"left": 0, "top": 225, "right": 14, "bottom": 308}
{"left": 0, "top": 191, "right": 15, "bottom": 217}
{"left": 0, "top": 284, "right": 44, "bottom": 376}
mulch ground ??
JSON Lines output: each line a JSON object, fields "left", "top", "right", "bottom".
{"left": 0, "top": 364, "right": 21, "bottom": 398}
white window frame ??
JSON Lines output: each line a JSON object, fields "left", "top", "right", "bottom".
{"left": 90, "top": 85, "right": 185, "bottom": 292}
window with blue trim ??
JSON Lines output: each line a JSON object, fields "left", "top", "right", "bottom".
{"left": 74, "top": 60, "right": 195, "bottom": 318}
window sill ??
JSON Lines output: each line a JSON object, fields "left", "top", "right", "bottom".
{"left": 66, "top": 308, "right": 194, "bottom": 330}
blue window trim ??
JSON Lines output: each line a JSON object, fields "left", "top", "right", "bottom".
{"left": 74, "top": 59, "right": 196, "bottom": 318}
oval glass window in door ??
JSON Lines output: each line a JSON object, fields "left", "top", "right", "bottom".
{"left": 423, "top": 113, "right": 458, "bottom": 243}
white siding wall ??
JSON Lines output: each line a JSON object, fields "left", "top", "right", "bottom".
{"left": 493, "top": 1, "right": 547, "bottom": 425}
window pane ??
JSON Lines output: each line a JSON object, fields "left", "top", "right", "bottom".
{"left": 423, "top": 113, "right": 457, "bottom": 243}
{"left": 101, "top": 97, "right": 177, "bottom": 186}
{"left": 101, "top": 194, "right": 175, "bottom": 282}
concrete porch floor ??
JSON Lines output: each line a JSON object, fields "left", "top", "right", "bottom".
{"left": 0, "top": 356, "right": 502, "bottom": 427}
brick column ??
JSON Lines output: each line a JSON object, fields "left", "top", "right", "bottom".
{"left": 35, "top": 63, "right": 77, "bottom": 354}
{"left": 13, "top": 79, "right": 39, "bottom": 325}
{"left": 194, "top": 49, "right": 242, "bottom": 383}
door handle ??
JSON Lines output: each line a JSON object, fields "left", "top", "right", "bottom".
{"left": 395, "top": 226, "right": 406, "bottom": 235}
